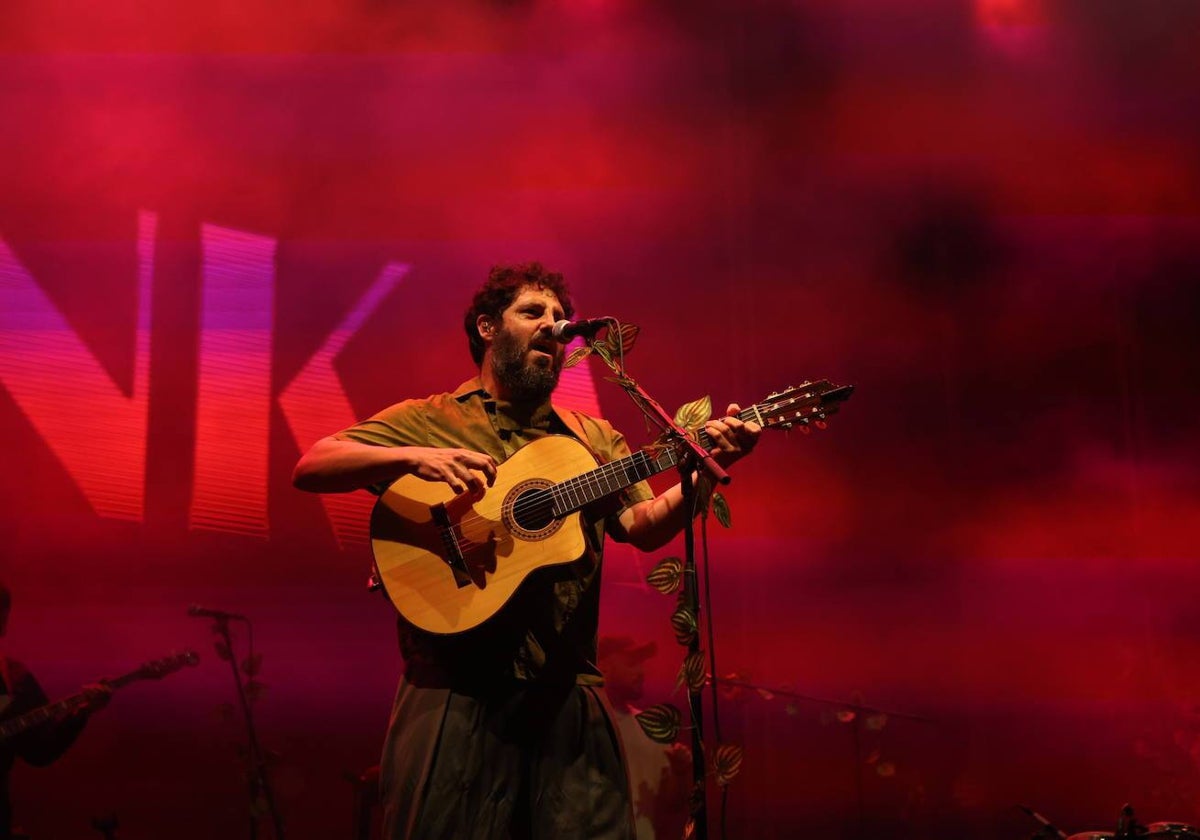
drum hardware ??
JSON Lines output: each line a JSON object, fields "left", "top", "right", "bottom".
{"left": 1021, "top": 802, "right": 1200, "bottom": 840}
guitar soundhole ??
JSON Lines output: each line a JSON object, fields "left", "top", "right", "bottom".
{"left": 505, "top": 479, "right": 563, "bottom": 541}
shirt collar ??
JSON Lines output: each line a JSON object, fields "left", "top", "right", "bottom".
{"left": 452, "top": 376, "right": 490, "bottom": 402}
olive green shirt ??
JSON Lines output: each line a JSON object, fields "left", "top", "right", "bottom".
{"left": 339, "top": 377, "right": 654, "bottom": 687}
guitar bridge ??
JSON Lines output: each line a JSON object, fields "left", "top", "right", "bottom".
{"left": 430, "top": 502, "right": 473, "bottom": 589}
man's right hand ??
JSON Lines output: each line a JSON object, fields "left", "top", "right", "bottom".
{"left": 401, "top": 447, "right": 497, "bottom": 497}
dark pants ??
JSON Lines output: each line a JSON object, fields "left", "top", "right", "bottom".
{"left": 381, "top": 676, "right": 635, "bottom": 840}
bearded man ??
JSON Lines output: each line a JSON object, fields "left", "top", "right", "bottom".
{"left": 293, "top": 262, "right": 759, "bottom": 840}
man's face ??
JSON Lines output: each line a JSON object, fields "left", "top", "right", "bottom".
{"left": 488, "top": 285, "right": 566, "bottom": 402}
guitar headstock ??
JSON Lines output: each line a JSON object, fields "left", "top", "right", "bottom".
{"left": 751, "top": 380, "right": 854, "bottom": 432}
{"left": 136, "top": 650, "right": 201, "bottom": 680}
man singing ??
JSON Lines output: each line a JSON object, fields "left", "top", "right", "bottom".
{"left": 294, "top": 262, "right": 759, "bottom": 839}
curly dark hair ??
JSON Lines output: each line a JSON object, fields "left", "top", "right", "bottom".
{"left": 463, "top": 262, "right": 575, "bottom": 366}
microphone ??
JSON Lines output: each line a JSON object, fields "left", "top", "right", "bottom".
{"left": 187, "top": 604, "right": 248, "bottom": 622}
{"left": 549, "top": 317, "right": 614, "bottom": 343}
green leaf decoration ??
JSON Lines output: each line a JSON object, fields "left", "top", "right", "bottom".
{"left": 613, "top": 322, "right": 640, "bottom": 355}
{"left": 681, "top": 650, "right": 707, "bottom": 693}
{"left": 670, "top": 605, "right": 698, "bottom": 645}
{"left": 673, "top": 395, "right": 712, "bottom": 436}
{"left": 602, "top": 373, "right": 638, "bottom": 389}
{"left": 712, "top": 743, "right": 745, "bottom": 787}
{"left": 712, "top": 491, "right": 732, "bottom": 528}
{"left": 646, "top": 556, "right": 683, "bottom": 595}
{"left": 563, "top": 345, "right": 592, "bottom": 369}
{"left": 635, "top": 703, "right": 682, "bottom": 744}
{"left": 866, "top": 713, "right": 888, "bottom": 732}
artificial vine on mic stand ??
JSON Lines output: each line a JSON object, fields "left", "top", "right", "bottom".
{"left": 207, "top": 616, "right": 286, "bottom": 840}
{"left": 565, "top": 323, "right": 742, "bottom": 840}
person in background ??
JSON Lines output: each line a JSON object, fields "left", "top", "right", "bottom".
{"left": 0, "top": 582, "right": 110, "bottom": 840}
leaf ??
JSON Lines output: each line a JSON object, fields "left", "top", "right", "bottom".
{"left": 683, "top": 818, "right": 697, "bottom": 840}
{"left": 563, "top": 345, "right": 592, "bottom": 369}
{"left": 755, "top": 688, "right": 775, "bottom": 701}
{"left": 591, "top": 339, "right": 613, "bottom": 358}
{"left": 681, "top": 650, "right": 707, "bottom": 694}
{"left": 876, "top": 761, "right": 896, "bottom": 778}
{"left": 670, "top": 605, "right": 698, "bottom": 646}
{"left": 712, "top": 743, "right": 745, "bottom": 787}
{"left": 646, "top": 556, "right": 683, "bottom": 595}
{"left": 635, "top": 704, "right": 682, "bottom": 744}
{"left": 712, "top": 492, "right": 732, "bottom": 528}
{"left": 836, "top": 710, "right": 856, "bottom": 724}
{"left": 673, "top": 395, "right": 712, "bottom": 436}
{"left": 241, "top": 653, "right": 263, "bottom": 677}
{"left": 214, "top": 640, "right": 233, "bottom": 662}
{"left": 603, "top": 374, "right": 637, "bottom": 389}
{"left": 613, "top": 322, "right": 640, "bottom": 355}
{"left": 865, "top": 713, "right": 888, "bottom": 732}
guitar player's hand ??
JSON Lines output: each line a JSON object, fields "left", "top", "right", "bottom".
{"left": 402, "top": 447, "right": 498, "bottom": 497}
{"left": 704, "top": 403, "right": 762, "bottom": 467}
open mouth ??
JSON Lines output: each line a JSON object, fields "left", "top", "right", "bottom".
{"left": 528, "top": 339, "right": 557, "bottom": 358}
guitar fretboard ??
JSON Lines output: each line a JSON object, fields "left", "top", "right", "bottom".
{"left": 548, "top": 407, "right": 755, "bottom": 516}
{"left": 0, "top": 695, "right": 89, "bottom": 740}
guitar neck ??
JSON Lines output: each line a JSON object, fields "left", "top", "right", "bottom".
{"left": 549, "top": 406, "right": 758, "bottom": 517}
{"left": 0, "top": 668, "right": 140, "bottom": 742}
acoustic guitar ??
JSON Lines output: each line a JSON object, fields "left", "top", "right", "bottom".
{"left": 370, "top": 380, "right": 853, "bottom": 635}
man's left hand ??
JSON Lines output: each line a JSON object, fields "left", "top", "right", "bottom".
{"left": 703, "top": 403, "right": 761, "bottom": 467}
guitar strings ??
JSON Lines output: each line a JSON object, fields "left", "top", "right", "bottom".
{"left": 434, "top": 413, "right": 751, "bottom": 552}
{"left": 440, "top": 446, "right": 669, "bottom": 551}
{"left": 439, "top": 405, "right": 771, "bottom": 546}
{"left": 385, "top": 395, "right": 823, "bottom": 563}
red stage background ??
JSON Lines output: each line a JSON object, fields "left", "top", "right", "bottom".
{"left": 3, "top": 1, "right": 1200, "bottom": 837}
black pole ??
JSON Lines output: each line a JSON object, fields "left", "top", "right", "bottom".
{"left": 211, "top": 618, "right": 286, "bottom": 840}
{"left": 678, "top": 462, "right": 708, "bottom": 840}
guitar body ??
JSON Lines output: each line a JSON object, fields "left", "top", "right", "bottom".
{"left": 371, "top": 435, "right": 600, "bottom": 636}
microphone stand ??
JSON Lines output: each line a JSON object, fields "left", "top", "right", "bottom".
{"left": 208, "top": 616, "right": 286, "bottom": 840}
{"left": 582, "top": 328, "right": 729, "bottom": 840}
